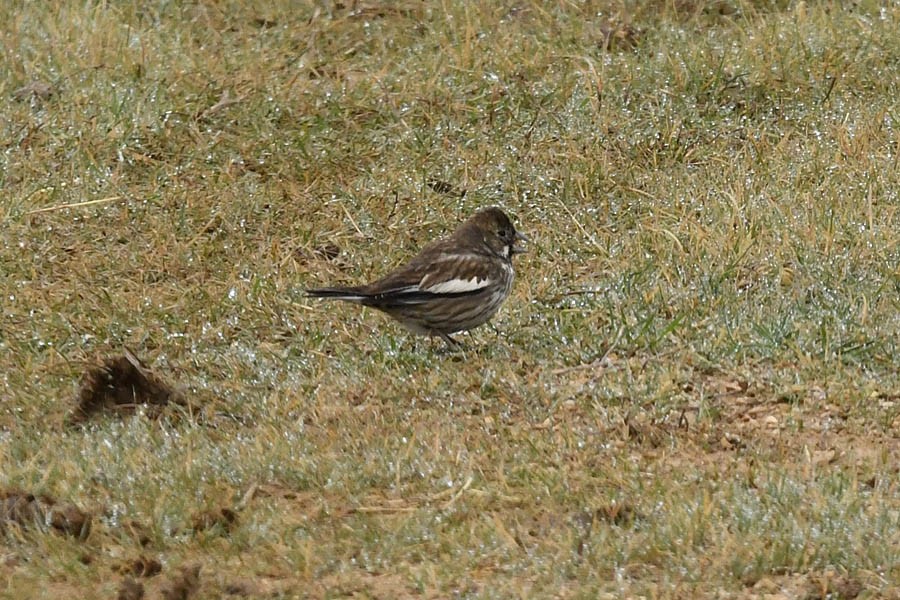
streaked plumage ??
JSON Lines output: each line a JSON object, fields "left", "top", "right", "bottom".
{"left": 307, "top": 207, "right": 526, "bottom": 346}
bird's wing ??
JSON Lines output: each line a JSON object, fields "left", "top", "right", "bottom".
{"left": 361, "top": 253, "right": 496, "bottom": 306}
{"left": 418, "top": 254, "right": 494, "bottom": 294}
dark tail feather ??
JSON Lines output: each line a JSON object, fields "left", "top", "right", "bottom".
{"left": 306, "top": 287, "right": 368, "bottom": 302}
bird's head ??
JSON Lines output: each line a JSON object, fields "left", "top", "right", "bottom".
{"left": 460, "top": 207, "right": 528, "bottom": 259}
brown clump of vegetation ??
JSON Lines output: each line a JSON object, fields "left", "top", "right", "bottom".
{"left": 190, "top": 507, "right": 238, "bottom": 534}
{"left": 116, "top": 577, "right": 145, "bottom": 600}
{"left": 67, "top": 348, "right": 185, "bottom": 425}
{"left": 114, "top": 555, "right": 163, "bottom": 578}
{"left": 0, "top": 489, "right": 91, "bottom": 539}
{"left": 159, "top": 564, "right": 200, "bottom": 600}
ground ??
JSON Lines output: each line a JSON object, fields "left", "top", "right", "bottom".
{"left": 1, "top": 1, "right": 899, "bottom": 598}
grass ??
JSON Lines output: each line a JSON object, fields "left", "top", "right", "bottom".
{"left": 1, "top": 0, "right": 899, "bottom": 597}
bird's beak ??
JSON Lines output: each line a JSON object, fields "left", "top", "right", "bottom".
{"left": 511, "top": 231, "right": 529, "bottom": 255}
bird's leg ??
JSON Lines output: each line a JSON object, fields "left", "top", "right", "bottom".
{"left": 438, "top": 331, "right": 458, "bottom": 347}
{"left": 432, "top": 330, "right": 465, "bottom": 350}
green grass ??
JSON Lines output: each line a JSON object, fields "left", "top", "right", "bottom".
{"left": 2, "top": 1, "right": 899, "bottom": 597}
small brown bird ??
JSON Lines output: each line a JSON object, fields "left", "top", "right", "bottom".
{"left": 307, "top": 207, "right": 527, "bottom": 346}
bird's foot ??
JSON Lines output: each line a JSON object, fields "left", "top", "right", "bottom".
{"left": 433, "top": 331, "right": 467, "bottom": 353}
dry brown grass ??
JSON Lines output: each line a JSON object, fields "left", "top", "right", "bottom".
{"left": 1, "top": 0, "right": 899, "bottom": 598}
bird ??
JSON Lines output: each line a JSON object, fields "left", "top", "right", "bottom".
{"left": 306, "top": 207, "right": 527, "bottom": 346}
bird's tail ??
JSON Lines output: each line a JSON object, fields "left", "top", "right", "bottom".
{"left": 305, "top": 287, "right": 368, "bottom": 302}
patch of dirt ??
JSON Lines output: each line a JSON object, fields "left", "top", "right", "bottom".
{"left": 0, "top": 489, "right": 91, "bottom": 539}
{"left": 739, "top": 570, "right": 866, "bottom": 599}
{"left": 67, "top": 348, "right": 185, "bottom": 425}
{"left": 222, "top": 577, "right": 297, "bottom": 597}
{"left": 550, "top": 358, "right": 900, "bottom": 482}
{"left": 309, "top": 571, "right": 424, "bottom": 600}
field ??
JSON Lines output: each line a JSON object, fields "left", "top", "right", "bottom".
{"left": 2, "top": 1, "right": 899, "bottom": 598}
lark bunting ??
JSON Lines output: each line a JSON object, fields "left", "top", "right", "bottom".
{"left": 307, "top": 207, "right": 527, "bottom": 346}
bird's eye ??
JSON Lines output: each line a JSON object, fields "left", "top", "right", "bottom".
{"left": 499, "top": 228, "right": 511, "bottom": 240}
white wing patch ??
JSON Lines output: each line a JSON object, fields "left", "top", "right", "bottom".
{"left": 385, "top": 285, "right": 420, "bottom": 295}
{"left": 423, "top": 276, "right": 491, "bottom": 294}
